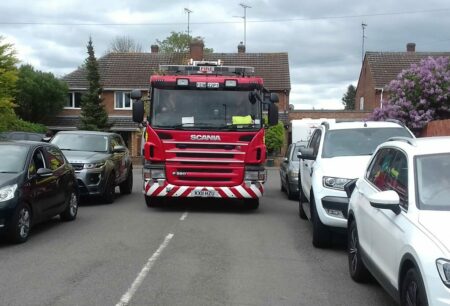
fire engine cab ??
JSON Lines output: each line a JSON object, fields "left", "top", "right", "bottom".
{"left": 131, "top": 60, "right": 279, "bottom": 209}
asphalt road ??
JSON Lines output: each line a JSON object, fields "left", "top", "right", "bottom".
{"left": 0, "top": 169, "right": 396, "bottom": 306}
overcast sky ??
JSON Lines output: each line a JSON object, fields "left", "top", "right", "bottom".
{"left": 1, "top": 0, "right": 450, "bottom": 109}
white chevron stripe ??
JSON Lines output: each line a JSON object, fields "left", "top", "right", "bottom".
{"left": 220, "top": 187, "right": 235, "bottom": 198}
{"left": 146, "top": 183, "right": 160, "bottom": 196}
{"left": 173, "top": 186, "right": 188, "bottom": 197}
{"left": 251, "top": 185, "right": 262, "bottom": 197}
{"left": 235, "top": 185, "right": 251, "bottom": 198}
{"left": 157, "top": 185, "right": 171, "bottom": 197}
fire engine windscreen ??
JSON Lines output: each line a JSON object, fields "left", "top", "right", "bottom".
{"left": 151, "top": 89, "right": 262, "bottom": 130}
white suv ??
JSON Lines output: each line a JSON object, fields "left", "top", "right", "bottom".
{"left": 298, "top": 120, "right": 414, "bottom": 248}
{"left": 347, "top": 136, "right": 450, "bottom": 306}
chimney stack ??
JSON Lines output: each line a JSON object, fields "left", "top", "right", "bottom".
{"left": 238, "top": 42, "right": 246, "bottom": 53}
{"left": 151, "top": 44, "right": 159, "bottom": 53}
{"left": 190, "top": 39, "right": 204, "bottom": 61}
{"left": 406, "top": 43, "right": 416, "bottom": 52}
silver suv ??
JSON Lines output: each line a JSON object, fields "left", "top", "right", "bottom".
{"left": 51, "top": 131, "right": 133, "bottom": 203}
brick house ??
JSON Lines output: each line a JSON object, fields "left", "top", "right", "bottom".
{"left": 48, "top": 41, "right": 291, "bottom": 158}
{"left": 355, "top": 43, "right": 450, "bottom": 112}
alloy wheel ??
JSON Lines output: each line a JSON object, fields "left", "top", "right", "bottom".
{"left": 18, "top": 207, "right": 30, "bottom": 239}
{"left": 406, "top": 280, "right": 418, "bottom": 306}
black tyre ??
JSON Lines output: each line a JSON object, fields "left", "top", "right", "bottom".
{"left": 286, "top": 177, "right": 296, "bottom": 200}
{"left": 7, "top": 203, "right": 32, "bottom": 244}
{"left": 311, "top": 194, "right": 331, "bottom": 248}
{"left": 401, "top": 268, "right": 428, "bottom": 306}
{"left": 280, "top": 178, "right": 286, "bottom": 192}
{"left": 245, "top": 198, "right": 259, "bottom": 210}
{"left": 298, "top": 201, "right": 307, "bottom": 220}
{"left": 60, "top": 191, "right": 78, "bottom": 221}
{"left": 119, "top": 167, "right": 133, "bottom": 195}
{"left": 348, "top": 220, "right": 370, "bottom": 282}
{"left": 102, "top": 174, "right": 116, "bottom": 204}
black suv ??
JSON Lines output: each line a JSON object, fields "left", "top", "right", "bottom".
{"left": 51, "top": 131, "right": 133, "bottom": 203}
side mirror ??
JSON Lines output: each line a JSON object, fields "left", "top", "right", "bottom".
{"left": 132, "top": 100, "right": 145, "bottom": 123}
{"left": 268, "top": 103, "right": 278, "bottom": 126}
{"left": 270, "top": 93, "right": 279, "bottom": 103}
{"left": 283, "top": 157, "right": 288, "bottom": 163}
{"left": 368, "top": 190, "right": 401, "bottom": 215}
{"left": 113, "top": 145, "right": 127, "bottom": 153}
{"left": 344, "top": 179, "right": 358, "bottom": 198}
{"left": 36, "top": 168, "right": 53, "bottom": 178}
{"left": 131, "top": 89, "right": 142, "bottom": 100}
{"left": 298, "top": 147, "right": 316, "bottom": 160}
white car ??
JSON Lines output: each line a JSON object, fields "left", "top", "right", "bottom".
{"left": 298, "top": 120, "right": 414, "bottom": 248}
{"left": 347, "top": 136, "right": 450, "bottom": 305}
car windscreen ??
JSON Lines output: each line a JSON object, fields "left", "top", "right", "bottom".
{"left": 51, "top": 134, "right": 109, "bottom": 153}
{"left": 415, "top": 153, "right": 450, "bottom": 211}
{"left": 322, "top": 128, "right": 412, "bottom": 158}
{"left": 0, "top": 145, "right": 29, "bottom": 173}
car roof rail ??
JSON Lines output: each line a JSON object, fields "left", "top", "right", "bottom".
{"left": 385, "top": 118, "right": 406, "bottom": 127}
{"left": 387, "top": 137, "right": 417, "bottom": 146}
{"left": 321, "top": 121, "right": 330, "bottom": 130}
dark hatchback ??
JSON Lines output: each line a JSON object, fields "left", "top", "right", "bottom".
{"left": 0, "top": 141, "right": 78, "bottom": 243}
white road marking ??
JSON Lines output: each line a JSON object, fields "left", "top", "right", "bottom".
{"left": 115, "top": 233, "right": 174, "bottom": 306}
{"left": 180, "top": 212, "right": 188, "bottom": 221}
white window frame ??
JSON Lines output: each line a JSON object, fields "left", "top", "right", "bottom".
{"left": 359, "top": 96, "right": 365, "bottom": 111}
{"left": 114, "top": 91, "right": 132, "bottom": 110}
{"left": 65, "top": 92, "right": 83, "bottom": 109}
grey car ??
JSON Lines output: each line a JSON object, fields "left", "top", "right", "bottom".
{"left": 51, "top": 131, "right": 133, "bottom": 203}
{"left": 280, "top": 141, "right": 306, "bottom": 200}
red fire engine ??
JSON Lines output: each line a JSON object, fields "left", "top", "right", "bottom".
{"left": 131, "top": 60, "right": 279, "bottom": 209}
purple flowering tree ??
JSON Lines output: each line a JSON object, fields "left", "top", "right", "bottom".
{"left": 370, "top": 56, "right": 450, "bottom": 130}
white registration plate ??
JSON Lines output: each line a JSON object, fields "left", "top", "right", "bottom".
{"left": 191, "top": 190, "right": 218, "bottom": 197}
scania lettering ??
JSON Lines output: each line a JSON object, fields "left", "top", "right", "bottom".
{"left": 190, "top": 135, "right": 221, "bottom": 141}
{"left": 131, "top": 60, "right": 279, "bottom": 210}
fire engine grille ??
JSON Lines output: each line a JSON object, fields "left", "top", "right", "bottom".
{"left": 167, "top": 165, "right": 243, "bottom": 186}
{"left": 176, "top": 143, "right": 235, "bottom": 150}
{"left": 175, "top": 152, "right": 234, "bottom": 159}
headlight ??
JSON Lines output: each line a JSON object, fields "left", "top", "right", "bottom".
{"left": 84, "top": 162, "right": 106, "bottom": 169}
{"left": 0, "top": 184, "right": 17, "bottom": 202}
{"left": 289, "top": 170, "right": 299, "bottom": 179}
{"left": 323, "top": 176, "right": 352, "bottom": 190}
{"left": 143, "top": 167, "right": 166, "bottom": 179}
{"left": 436, "top": 259, "right": 450, "bottom": 287}
{"left": 245, "top": 170, "right": 266, "bottom": 181}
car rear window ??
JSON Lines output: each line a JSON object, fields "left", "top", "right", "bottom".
{"left": 322, "top": 128, "right": 412, "bottom": 158}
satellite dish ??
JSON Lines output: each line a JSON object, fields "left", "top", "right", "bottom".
{"left": 289, "top": 104, "right": 295, "bottom": 111}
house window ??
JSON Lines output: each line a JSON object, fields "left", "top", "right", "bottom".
{"left": 359, "top": 97, "right": 364, "bottom": 110}
{"left": 115, "top": 91, "right": 132, "bottom": 109}
{"left": 66, "top": 92, "right": 83, "bottom": 109}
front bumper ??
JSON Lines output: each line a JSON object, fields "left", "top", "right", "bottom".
{"left": 0, "top": 198, "right": 19, "bottom": 231}
{"left": 143, "top": 179, "right": 264, "bottom": 199}
{"left": 74, "top": 168, "right": 108, "bottom": 196}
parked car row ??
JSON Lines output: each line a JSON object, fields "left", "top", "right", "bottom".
{"left": 288, "top": 119, "right": 450, "bottom": 305}
{"left": 0, "top": 131, "right": 133, "bottom": 244}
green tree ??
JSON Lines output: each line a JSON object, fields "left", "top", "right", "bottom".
{"left": 265, "top": 122, "right": 285, "bottom": 155}
{"left": 107, "top": 35, "right": 142, "bottom": 53}
{"left": 156, "top": 31, "right": 213, "bottom": 53}
{"left": 342, "top": 84, "right": 356, "bottom": 110}
{"left": 15, "top": 64, "right": 68, "bottom": 123}
{"left": 0, "top": 36, "right": 18, "bottom": 106}
{"left": 79, "top": 37, "right": 109, "bottom": 131}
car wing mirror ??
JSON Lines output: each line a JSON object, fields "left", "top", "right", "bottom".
{"left": 298, "top": 147, "right": 316, "bottom": 160}
{"left": 113, "top": 145, "right": 127, "bottom": 153}
{"left": 368, "top": 190, "right": 401, "bottom": 215}
{"left": 344, "top": 179, "right": 358, "bottom": 198}
{"left": 36, "top": 168, "right": 53, "bottom": 178}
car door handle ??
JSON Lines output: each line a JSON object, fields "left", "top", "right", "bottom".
{"left": 304, "top": 164, "right": 308, "bottom": 168}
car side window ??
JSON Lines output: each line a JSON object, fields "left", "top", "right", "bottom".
{"left": 44, "top": 146, "right": 65, "bottom": 171}
{"left": 309, "top": 130, "right": 322, "bottom": 156}
{"left": 29, "top": 148, "right": 46, "bottom": 177}
{"left": 367, "top": 148, "right": 395, "bottom": 191}
{"left": 387, "top": 151, "right": 408, "bottom": 209}
{"left": 285, "top": 144, "right": 292, "bottom": 159}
